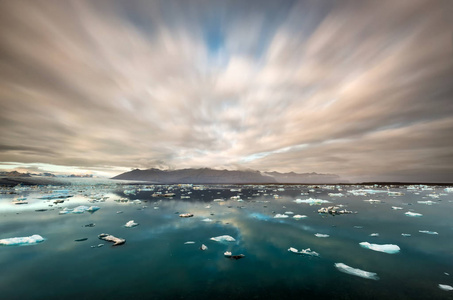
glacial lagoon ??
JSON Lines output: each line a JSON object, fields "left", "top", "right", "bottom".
{"left": 1, "top": 181, "right": 453, "bottom": 299}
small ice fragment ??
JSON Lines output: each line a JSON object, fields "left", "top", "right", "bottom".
{"left": 116, "top": 211, "right": 123, "bottom": 214}
{"left": 335, "top": 263, "right": 379, "bottom": 280}
{"left": 201, "top": 218, "right": 213, "bottom": 222}
{"left": 294, "top": 198, "right": 330, "bottom": 205}
{"left": 0, "top": 234, "right": 45, "bottom": 246}
{"left": 98, "top": 233, "right": 125, "bottom": 246}
{"left": 72, "top": 205, "right": 90, "bottom": 214}
{"left": 97, "top": 244, "right": 104, "bottom": 247}
{"left": 224, "top": 251, "right": 245, "bottom": 260}
{"left": 405, "top": 211, "right": 423, "bottom": 217}
{"left": 285, "top": 211, "right": 294, "bottom": 215}
{"left": 438, "top": 284, "right": 453, "bottom": 291}
{"left": 274, "top": 214, "right": 289, "bottom": 218}
{"left": 124, "top": 220, "right": 138, "bottom": 228}
{"left": 419, "top": 230, "right": 438, "bottom": 235}
{"left": 179, "top": 213, "right": 194, "bottom": 218}
{"left": 288, "top": 247, "right": 319, "bottom": 257}
{"left": 86, "top": 206, "right": 100, "bottom": 212}
{"left": 153, "top": 207, "right": 159, "bottom": 210}
{"left": 401, "top": 233, "right": 412, "bottom": 237}
{"left": 370, "top": 233, "right": 379, "bottom": 237}
{"left": 417, "top": 200, "right": 436, "bottom": 205}
{"left": 184, "top": 241, "right": 195, "bottom": 244}
{"left": 315, "top": 233, "right": 330, "bottom": 238}
{"left": 364, "top": 199, "right": 381, "bottom": 204}
{"left": 293, "top": 215, "right": 307, "bottom": 219}
{"left": 210, "top": 235, "right": 236, "bottom": 243}
{"left": 445, "top": 273, "right": 450, "bottom": 276}
{"left": 354, "top": 226, "right": 363, "bottom": 229}
{"left": 200, "top": 244, "right": 208, "bottom": 251}
{"left": 392, "top": 206, "right": 403, "bottom": 210}
{"left": 359, "top": 242, "right": 400, "bottom": 254}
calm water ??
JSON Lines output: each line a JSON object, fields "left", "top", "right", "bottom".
{"left": 1, "top": 182, "right": 453, "bottom": 299}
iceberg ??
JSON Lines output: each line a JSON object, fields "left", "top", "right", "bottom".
{"left": 370, "top": 233, "right": 379, "bottom": 237}
{"left": 438, "top": 284, "right": 453, "bottom": 291}
{"left": 210, "top": 235, "right": 236, "bottom": 243}
{"left": 69, "top": 206, "right": 100, "bottom": 214}
{"left": 293, "top": 215, "right": 307, "bottom": 219}
{"left": 0, "top": 234, "right": 45, "bottom": 246}
{"left": 201, "top": 218, "right": 213, "bottom": 222}
{"left": 294, "top": 198, "right": 330, "bottom": 205}
{"left": 98, "top": 233, "right": 125, "bottom": 246}
{"left": 288, "top": 247, "right": 319, "bottom": 257}
{"left": 200, "top": 244, "right": 208, "bottom": 251}
{"left": 401, "top": 233, "right": 411, "bottom": 237}
{"left": 419, "top": 230, "right": 438, "bottom": 235}
{"left": 359, "top": 242, "right": 400, "bottom": 254}
{"left": 284, "top": 211, "right": 294, "bottom": 215}
{"left": 124, "top": 220, "right": 138, "bottom": 228}
{"left": 392, "top": 206, "right": 403, "bottom": 210}
{"left": 405, "top": 211, "right": 423, "bottom": 217}
{"left": 315, "top": 233, "right": 329, "bottom": 238}
{"left": 274, "top": 214, "right": 289, "bottom": 219}
{"left": 335, "top": 263, "right": 379, "bottom": 280}
{"left": 444, "top": 188, "right": 453, "bottom": 193}
{"left": 224, "top": 251, "right": 245, "bottom": 260}
{"left": 184, "top": 241, "right": 195, "bottom": 244}
{"left": 364, "top": 199, "right": 381, "bottom": 204}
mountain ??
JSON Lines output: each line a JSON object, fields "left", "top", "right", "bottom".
{"left": 112, "top": 168, "right": 343, "bottom": 184}
{"left": 0, "top": 171, "right": 31, "bottom": 177}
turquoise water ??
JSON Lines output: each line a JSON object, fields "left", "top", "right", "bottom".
{"left": 1, "top": 184, "right": 452, "bottom": 299}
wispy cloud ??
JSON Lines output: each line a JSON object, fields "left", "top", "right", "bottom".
{"left": 0, "top": 0, "right": 452, "bottom": 181}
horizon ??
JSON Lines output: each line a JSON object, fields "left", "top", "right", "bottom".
{"left": 1, "top": 1, "right": 452, "bottom": 183}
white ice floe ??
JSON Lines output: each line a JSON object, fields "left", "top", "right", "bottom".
{"left": 274, "top": 214, "right": 289, "bottom": 219}
{"left": 405, "top": 211, "right": 423, "bottom": 217}
{"left": 288, "top": 247, "right": 319, "bottom": 257}
{"left": 328, "top": 193, "right": 344, "bottom": 197}
{"left": 201, "top": 218, "right": 213, "bottom": 222}
{"left": 0, "top": 234, "right": 45, "bottom": 246}
{"left": 417, "top": 200, "right": 437, "bottom": 205}
{"left": 419, "top": 230, "right": 438, "bottom": 235}
{"left": 293, "top": 215, "right": 307, "bottom": 219}
{"left": 184, "top": 241, "right": 195, "bottom": 244}
{"left": 438, "top": 284, "right": 453, "bottom": 291}
{"left": 444, "top": 188, "right": 453, "bottom": 192}
{"left": 210, "top": 235, "right": 236, "bottom": 243}
{"left": 335, "top": 263, "right": 379, "bottom": 280}
{"left": 69, "top": 205, "right": 100, "bottom": 214}
{"left": 200, "top": 244, "right": 208, "bottom": 251}
{"left": 124, "top": 220, "right": 138, "bottom": 228}
{"left": 315, "top": 233, "right": 329, "bottom": 238}
{"left": 359, "top": 242, "right": 400, "bottom": 254}
{"left": 401, "top": 233, "right": 412, "bottom": 237}
{"left": 392, "top": 206, "right": 403, "bottom": 210}
{"left": 285, "top": 211, "right": 294, "bottom": 215}
{"left": 369, "top": 233, "right": 379, "bottom": 237}
{"left": 294, "top": 198, "right": 330, "bottom": 205}
{"left": 364, "top": 199, "right": 381, "bottom": 204}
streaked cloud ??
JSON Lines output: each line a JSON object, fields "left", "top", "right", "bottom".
{"left": 0, "top": 0, "right": 452, "bottom": 181}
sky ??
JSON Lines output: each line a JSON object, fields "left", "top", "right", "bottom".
{"left": 0, "top": 0, "right": 452, "bottom": 182}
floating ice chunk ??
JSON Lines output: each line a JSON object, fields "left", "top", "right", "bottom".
{"left": 392, "top": 206, "right": 403, "bottom": 210}
{"left": 444, "top": 188, "right": 453, "bottom": 192}
{"left": 328, "top": 193, "right": 344, "bottom": 197}
{"left": 419, "top": 230, "right": 438, "bottom": 235}
{"left": 315, "top": 233, "right": 329, "bottom": 238}
{"left": 274, "top": 214, "right": 289, "bottom": 219}
{"left": 224, "top": 251, "right": 245, "bottom": 259}
{"left": 59, "top": 208, "right": 73, "bottom": 214}
{"left": 179, "top": 213, "right": 194, "bottom": 218}
{"left": 417, "top": 200, "right": 436, "bottom": 205}
{"left": 285, "top": 211, "right": 294, "bottom": 215}
{"left": 370, "top": 233, "right": 379, "bottom": 237}
{"left": 335, "top": 263, "right": 379, "bottom": 280}
{"left": 288, "top": 247, "right": 319, "bottom": 257}
{"left": 184, "top": 241, "right": 195, "bottom": 244}
{"left": 405, "top": 211, "right": 423, "bottom": 217}
{"left": 294, "top": 198, "right": 330, "bottom": 205}
{"left": 87, "top": 206, "right": 100, "bottom": 212}
{"left": 402, "top": 233, "right": 412, "bottom": 237}
{"left": 359, "top": 242, "right": 400, "bottom": 254}
{"left": 124, "top": 220, "right": 138, "bottom": 228}
{"left": 200, "top": 244, "right": 208, "bottom": 251}
{"left": 293, "top": 215, "right": 307, "bottom": 219}
{"left": 210, "top": 235, "right": 236, "bottom": 243}
{"left": 438, "top": 284, "right": 453, "bottom": 291}
{"left": 201, "top": 218, "right": 213, "bottom": 222}
{"left": 0, "top": 234, "right": 45, "bottom": 246}
{"left": 364, "top": 199, "right": 381, "bottom": 204}
{"left": 98, "top": 233, "right": 125, "bottom": 246}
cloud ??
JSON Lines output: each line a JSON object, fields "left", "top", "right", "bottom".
{"left": 0, "top": 0, "right": 452, "bottom": 181}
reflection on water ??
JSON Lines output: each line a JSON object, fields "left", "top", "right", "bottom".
{"left": 1, "top": 182, "right": 453, "bottom": 299}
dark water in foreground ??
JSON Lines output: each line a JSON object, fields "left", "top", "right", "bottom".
{"left": 1, "top": 182, "right": 453, "bottom": 299}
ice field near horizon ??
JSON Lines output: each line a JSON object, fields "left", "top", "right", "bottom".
{"left": 1, "top": 182, "right": 453, "bottom": 299}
